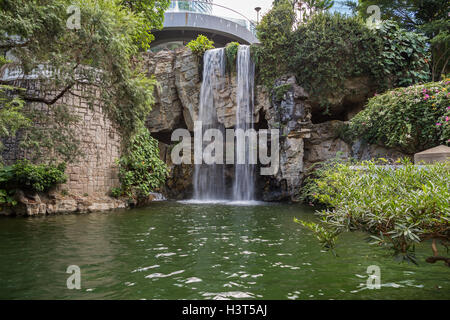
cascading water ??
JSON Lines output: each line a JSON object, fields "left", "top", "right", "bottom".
{"left": 192, "top": 45, "right": 256, "bottom": 203}
{"left": 192, "top": 48, "right": 226, "bottom": 201}
{"left": 232, "top": 45, "right": 256, "bottom": 201}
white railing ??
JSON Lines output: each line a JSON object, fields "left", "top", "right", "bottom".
{"left": 167, "top": 1, "right": 257, "bottom": 35}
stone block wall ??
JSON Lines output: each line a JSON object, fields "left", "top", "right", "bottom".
{"left": 1, "top": 79, "right": 122, "bottom": 197}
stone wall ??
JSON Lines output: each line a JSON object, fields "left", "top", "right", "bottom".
{"left": 0, "top": 76, "right": 126, "bottom": 215}
{"left": 1, "top": 80, "right": 122, "bottom": 197}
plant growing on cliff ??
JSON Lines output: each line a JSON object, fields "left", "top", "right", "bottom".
{"left": 344, "top": 80, "right": 450, "bottom": 154}
{"left": 349, "top": 0, "right": 449, "bottom": 81}
{"left": 295, "top": 158, "right": 450, "bottom": 266}
{"left": 288, "top": 13, "right": 430, "bottom": 112}
{"left": 225, "top": 42, "right": 240, "bottom": 73}
{"left": 117, "top": 126, "right": 169, "bottom": 200}
{"left": 186, "top": 35, "right": 215, "bottom": 57}
{"left": 255, "top": 5, "right": 430, "bottom": 109}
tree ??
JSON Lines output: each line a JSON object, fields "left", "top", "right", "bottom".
{"left": 346, "top": 0, "right": 449, "bottom": 80}
{"left": 0, "top": 0, "right": 169, "bottom": 162}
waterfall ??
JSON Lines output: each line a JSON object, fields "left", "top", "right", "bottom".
{"left": 192, "top": 48, "right": 226, "bottom": 201}
{"left": 232, "top": 45, "right": 256, "bottom": 201}
{"left": 191, "top": 45, "right": 256, "bottom": 202}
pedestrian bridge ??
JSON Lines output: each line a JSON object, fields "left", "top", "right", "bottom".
{"left": 152, "top": 1, "right": 259, "bottom": 51}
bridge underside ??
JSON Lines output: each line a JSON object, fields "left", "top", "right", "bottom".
{"left": 152, "top": 28, "right": 249, "bottom": 48}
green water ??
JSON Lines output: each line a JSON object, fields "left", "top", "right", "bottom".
{"left": 0, "top": 202, "right": 448, "bottom": 300}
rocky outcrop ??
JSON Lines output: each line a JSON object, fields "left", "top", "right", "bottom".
{"left": 143, "top": 50, "right": 184, "bottom": 132}
{"left": 304, "top": 120, "right": 408, "bottom": 169}
{"left": 0, "top": 190, "right": 129, "bottom": 216}
{"left": 309, "top": 76, "right": 376, "bottom": 121}
{"left": 262, "top": 75, "right": 313, "bottom": 201}
{"left": 144, "top": 48, "right": 406, "bottom": 202}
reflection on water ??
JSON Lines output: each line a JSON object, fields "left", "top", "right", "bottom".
{"left": 0, "top": 202, "right": 448, "bottom": 300}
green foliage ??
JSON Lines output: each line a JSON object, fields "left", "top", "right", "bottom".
{"left": 0, "top": 160, "right": 66, "bottom": 193}
{"left": 0, "top": 85, "right": 30, "bottom": 153}
{"left": 273, "top": 84, "right": 292, "bottom": 102}
{"left": 0, "top": 189, "right": 17, "bottom": 207}
{"left": 294, "top": 218, "right": 338, "bottom": 253}
{"left": 255, "top": 8, "right": 431, "bottom": 108}
{"left": 350, "top": 0, "right": 449, "bottom": 81}
{"left": 377, "top": 20, "right": 430, "bottom": 87}
{"left": 297, "top": 158, "right": 450, "bottom": 264}
{"left": 117, "top": 127, "right": 169, "bottom": 200}
{"left": 345, "top": 80, "right": 449, "bottom": 154}
{"left": 255, "top": 0, "right": 295, "bottom": 87}
{"left": 0, "top": 0, "right": 162, "bottom": 158}
{"left": 299, "top": 153, "right": 346, "bottom": 205}
{"left": 296, "top": 0, "right": 335, "bottom": 22}
{"left": 186, "top": 35, "right": 215, "bottom": 57}
{"left": 110, "top": 187, "right": 122, "bottom": 199}
{"left": 225, "top": 42, "right": 240, "bottom": 73}
{"left": 120, "top": 0, "right": 170, "bottom": 49}
{"left": 289, "top": 14, "right": 429, "bottom": 110}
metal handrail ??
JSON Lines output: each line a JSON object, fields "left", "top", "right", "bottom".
{"left": 167, "top": 1, "right": 257, "bottom": 34}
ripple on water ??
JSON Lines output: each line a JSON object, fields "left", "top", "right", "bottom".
{"left": 132, "top": 265, "right": 160, "bottom": 273}
{"left": 202, "top": 291, "right": 255, "bottom": 300}
{"left": 145, "top": 270, "right": 185, "bottom": 279}
{"left": 185, "top": 277, "right": 203, "bottom": 284}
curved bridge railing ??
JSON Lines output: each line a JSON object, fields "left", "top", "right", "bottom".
{"left": 167, "top": 0, "right": 257, "bottom": 35}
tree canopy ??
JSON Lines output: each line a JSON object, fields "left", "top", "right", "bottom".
{"left": 346, "top": 0, "right": 449, "bottom": 80}
{"left": 0, "top": 0, "right": 170, "bottom": 162}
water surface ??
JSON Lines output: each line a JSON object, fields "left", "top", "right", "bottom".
{"left": 0, "top": 202, "right": 448, "bottom": 299}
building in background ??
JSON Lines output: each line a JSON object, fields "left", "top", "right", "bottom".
{"left": 168, "top": 0, "right": 213, "bottom": 14}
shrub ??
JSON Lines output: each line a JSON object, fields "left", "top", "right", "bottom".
{"left": 345, "top": 80, "right": 450, "bottom": 154}
{"left": 289, "top": 14, "right": 430, "bottom": 110}
{"left": 186, "top": 35, "right": 215, "bottom": 57}
{"left": 255, "top": 0, "right": 295, "bottom": 87}
{"left": 255, "top": 7, "right": 431, "bottom": 106}
{"left": 0, "top": 161, "right": 67, "bottom": 194}
{"left": 296, "top": 159, "right": 450, "bottom": 265}
{"left": 225, "top": 42, "right": 240, "bottom": 73}
{"left": 117, "top": 126, "right": 169, "bottom": 199}
{"left": 11, "top": 161, "right": 67, "bottom": 192}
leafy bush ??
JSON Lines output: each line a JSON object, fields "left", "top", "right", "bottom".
{"left": 117, "top": 127, "right": 169, "bottom": 199}
{"left": 344, "top": 80, "right": 450, "bottom": 154}
{"left": 10, "top": 161, "right": 67, "bottom": 192}
{"left": 256, "top": 6, "right": 430, "bottom": 105}
{"left": 289, "top": 14, "right": 430, "bottom": 108}
{"left": 0, "top": 161, "right": 67, "bottom": 195}
{"left": 225, "top": 42, "right": 240, "bottom": 73}
{"left": 255, "top": 0, "right": 295, "bottom": 87}
{"left": 186, "top": 35, "right": 215, "bottom": 57}
{"left": 296, "top": 159, "right": 450, "bottom": 264}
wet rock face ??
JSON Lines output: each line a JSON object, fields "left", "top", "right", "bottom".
{"left": 174, "top": 48, "right": 201, "bottom": 131}
{"left": 261, "top": 75, "right": 313, "bottom": 202}
{"left": 143, "top": 50, "right": 184, "bottom": 133}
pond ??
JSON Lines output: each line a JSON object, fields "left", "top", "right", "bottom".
{"left": 0, "top": 202, "right": 448, "bottom": 300}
